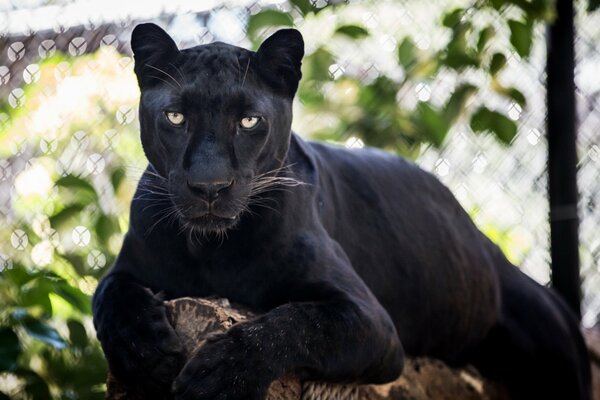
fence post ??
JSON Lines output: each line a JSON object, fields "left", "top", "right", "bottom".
{"left": 546, "top": 0, "right": 581, "bottom": 318}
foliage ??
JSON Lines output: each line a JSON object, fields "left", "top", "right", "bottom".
{"left": 246, "top": 0, "right": 555, "bottom": 154}
{"left": 0, "top": 47, "right": 142, "bottom": 398}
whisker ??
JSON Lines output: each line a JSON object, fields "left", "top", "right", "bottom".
{"left": 249, "top": 179, "right": 303, "bottom": 197}
{"left": 193, "top": 225, "right": 203, "bottom": 246}
{"left": 139, "top": 180, "right": 168, "bottom": 189}
{"left": 138, "top": 185, "right": 170, "bottom": 194}
{"left": 142, "top": 171, "right": 168, "bottom": 181}
{"left": 146, "top": 64, "right": 182, "bottom": 89}
{"left": 168, "top": 62, "right": 186, "bottom": 85}
{"left": 232, "top": 198, "right": 255, "bottom": 219}
{"left": 248, "top": 200, "right": 280, "bottom": 215}
{"left": 251, "top": 163, "right": 297, "bottom": 179}
{"left": 125, "top": 165, "right": 165, "bottom": 175}
{"left": 147, "top": 74, "right": 180, "bottom": 92}
{"left": 236, "top": 56, "right": 242, "bottom": 85}
{"left": 135, "top": 189, "right": 174, "bottom": 199}
{"left": 241, "top": 58, "right": 251, "bottom": 88}
{"left": 134, "top": 196, "right": 172, "bottom": 205}
{"left": 146, "top": 205, "right": 180, "bottom": 236}
{"left": 242, "top": 163, "right": 309, "bottom": 217}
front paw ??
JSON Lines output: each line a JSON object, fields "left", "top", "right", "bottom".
{"left": 99, "top": 302, "right": 185, "bottom": 397}
{"left": 172, "top": 332, "right": 274, "bottom": 400}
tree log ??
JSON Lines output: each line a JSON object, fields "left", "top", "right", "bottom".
{"left": 104, "top": 297, "right": 512, "bottom": 400}
{"left": 585, "top": 327, "right": 600, "bottom": 400}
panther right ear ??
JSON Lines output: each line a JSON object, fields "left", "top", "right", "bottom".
{"left": 254, "top": 29, "right": 304, "bottom": 98}
{"left": 131, "top": 23, "right": 180, "bottom": 88}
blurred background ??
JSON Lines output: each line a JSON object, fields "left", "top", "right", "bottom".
{"left": 0, "top": 0, "right": 598, "bottom": 398}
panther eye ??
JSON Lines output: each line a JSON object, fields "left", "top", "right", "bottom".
{"left": 165, "top": 111, "right": 185, "bottom": 126}
{"left": 239, "top": 116, "right": 260, "bottom": 130}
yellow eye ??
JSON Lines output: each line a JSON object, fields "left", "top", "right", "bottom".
{"left": 165, "top": 111, "right": 185, "bottom": 126}
{"left": 240, "top": 116, "right": 260, "bottom": 129}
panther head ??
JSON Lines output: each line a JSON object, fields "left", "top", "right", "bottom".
{"left": 131, "top": 23, "right": 304, "bottom": 233}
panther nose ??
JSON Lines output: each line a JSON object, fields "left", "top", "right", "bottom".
{"left": 186, "top": 179, "right": 234, "bottom": 201}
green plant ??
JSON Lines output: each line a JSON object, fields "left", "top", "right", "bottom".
{"left": 0, "top": 47, "right": 142, "bottom": 399}
{"left": 246, "top": 0, "right": 556, "bottom": 155}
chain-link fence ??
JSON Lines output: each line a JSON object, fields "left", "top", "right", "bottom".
{"left": 0, "top": 0, "right": 598, "bottom": 396}
{"left": 418, "top": 3, "right": 600, "bottom": 326}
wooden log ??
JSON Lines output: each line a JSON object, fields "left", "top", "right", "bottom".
{"left": 106, "top": 297, "right": 512, "bottom": 400}
{"left": 584, "top": 328, "right": 600, "bottom": 400}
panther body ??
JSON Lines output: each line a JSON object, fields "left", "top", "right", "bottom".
{"left": 93, "top": 24, "right": 591, "bottom": 400}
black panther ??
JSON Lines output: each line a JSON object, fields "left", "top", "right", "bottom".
{"left": 92, "top": 23, "right": 591, "bottom": 400}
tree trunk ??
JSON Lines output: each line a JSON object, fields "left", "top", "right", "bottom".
{"left": 104, "top": 297, "right": 513, "bottom": 400}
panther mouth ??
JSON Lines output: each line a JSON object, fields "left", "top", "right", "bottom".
{"left": 186, "top": 213, "right": 239, "bottom": 231}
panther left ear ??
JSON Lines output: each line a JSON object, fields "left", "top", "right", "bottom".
{"left": 254, "top": 29, "right": 304, "bottom": 97}
{"left": 131, "top": 23, "right": 181, "bottom": 88}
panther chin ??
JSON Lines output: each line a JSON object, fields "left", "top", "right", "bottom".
{"left": 184, "top": 213, "right": 240, "bottom": 232}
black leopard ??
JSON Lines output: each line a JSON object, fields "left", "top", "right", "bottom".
{"left": 92, "top": 23, "right": 591, "bottom": 400}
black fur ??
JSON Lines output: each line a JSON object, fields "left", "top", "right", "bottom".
{"left": 93, "top": 23, "right": 591, "bottom": 399}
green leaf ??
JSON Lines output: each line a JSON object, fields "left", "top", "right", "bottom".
{"left": 508, "top": 20, "right": 533, "bottom": 58}
{"left": 110, "top": 167, "right": 126, "bottom": 191}
{"left": 335, "top": 24, "right": 369, "bottom": 39}
{"left": 416, "top": 102, "right": 448, "bottom": 147}
{"left": 53, "top": 281, "right": 91, "bottom": 314}
{"left": 4, "top": 266, "right": 40, "bottom": 287}
{"left": 95, "top": 214, "right": 119, "bottom": 244}
{"left": 55, "top": 175, "right": 98, "bottom": 200}
{"left": 444, "top": 50, "right": 479, "bottom": 70}
{"left": 289, "top": 0, "right": 314, "bottom": 15}
{"left": 410, "top": 59, "right": 439, "bottom": 78}
{"left": 507, "top": 88, "right": 527, "bottom": 107}
{"left": 15, "top": 369, "right": 51, "bottom": 399}
{"left": 22, "top": 317, "right": 67, "bottom": 349}
{"left": 67, "top": 319, "right": 88, "bottom": 348}
{"left": 298, "top": 80, "right": 326, "bottom": 106}
{"left": 360, "top": 77, "right": 399, "bottom": 109}
{"left": 304, "top": 47, "right": 335, "bottom": 81}
{"left": 444, "top": 83, "right": 477, "bottom": 124}
{"left": 0, "top": 328, "right": 21, "bottom": 371}
{"left": 470, "top": 107, "right": 518, "bottom": 144}
{"left": 398, "top": 38, "right": 417, "bottom": 70}
{"left": 589, "top": 0, "right": 600, "bottom": 12}
{"left": 477, "top": 26, "right": 495, "bottom": 53}
{"left": 61, "top": 253, "right": 87, "bottom": 278}
{"left": 247, "top": 10, "right": 294, "bottom": 38}
{"left": 511, "top": 0, "right": 555, "bottom": 20}
{"left": 489, "top": 0, "right": 505, "bottom": 9}
{"left": 489, "top": 52, "right": 507, "bottom": 75}
{"left": 442, "top": 8, "right": 464, "bottom": 28}
{"left": 493, "top": 85, "right": 527, "bottom": 107}
{"left": 49, "top": 203, "right": 86, "bottom": 230}
{"left": 443, "top": 22, "right": 479, "bottom": 70}
{"left": 20, "top": 282, "right": 53, "bottom": 316}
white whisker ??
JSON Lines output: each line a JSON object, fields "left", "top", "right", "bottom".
{"left": 146, "top": 64, "right": 183, "bottom": 89}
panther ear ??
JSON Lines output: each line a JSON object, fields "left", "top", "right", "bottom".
{"left": 131, "top": 23, "right": 180, "bottom": 88}
{"left": 254, "top": 29, "right": 304, "bottom": 97}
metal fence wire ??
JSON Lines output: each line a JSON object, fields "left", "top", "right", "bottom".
{"left": 0, "top": 0, "right": 598, "bottom": 333}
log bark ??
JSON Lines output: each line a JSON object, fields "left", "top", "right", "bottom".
{"left": 104, "top": 297, "right": 515, "bottom": 400}
{"left": 585, "top": 327, "right": 600, "bottom": 400}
